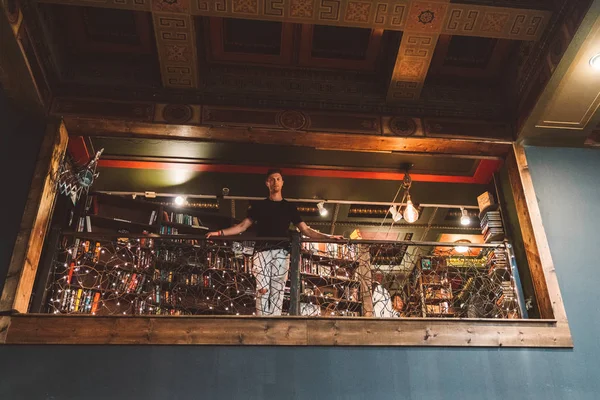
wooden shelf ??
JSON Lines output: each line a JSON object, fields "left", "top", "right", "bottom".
{"left": 301, "top": 251, "right": 357, "bottom": 266}
{"left": 89, "top": 215, "right": 157, "bottom": 233}
{"left": 161, "top": 221, "right": 209, "bottom": 231}
{"left": 301, "top": 272, "right": 359, "bottom": 284}
{"left": 299, "top": 294, "right": 362, "bottom": 309}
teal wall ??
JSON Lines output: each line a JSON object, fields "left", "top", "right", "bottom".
{"left": 1, "top": 86, "right": 599, "bottom": 400}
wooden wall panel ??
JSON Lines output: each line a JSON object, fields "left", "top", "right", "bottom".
{"left": 0, "top": 121, "right": 68, "bottom": 342}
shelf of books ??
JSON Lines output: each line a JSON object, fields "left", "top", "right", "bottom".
{"left": 298, "top": 241, "right": 362, "bottom": 317}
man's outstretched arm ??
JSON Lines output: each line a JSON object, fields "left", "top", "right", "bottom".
{"left": 297, "top": 222, "right": 344, "bottom": 240}
{"left": 206, "top": 218, "right": 253, "bottom": 238}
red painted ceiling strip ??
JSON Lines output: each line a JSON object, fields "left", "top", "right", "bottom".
{"left": 67, "top": 136, "right": 91, "bottom": 167}
{"left": 98, "top": 159, "right": 501, "bottom": 184}
{"left": 472, "top": 159, "right": 503, "bottom": 184}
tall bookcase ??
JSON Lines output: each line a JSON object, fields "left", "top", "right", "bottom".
{"left": 298, "top": 241, "right": 362, "bottom": 317}
{"left": 47, "top": 193, "right": 259, "bottom": 316}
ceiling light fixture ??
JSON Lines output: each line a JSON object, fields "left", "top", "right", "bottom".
{"left": 389, "top": 205, "right": 403, "bottom": 223}
{"left": 460, "top": 207, "right": 471, "bottom": 226}
{"left": 400, "top": 166, "right": 420, "bottom": 224}
{"left": 174, "top": 196, "right": 186, "bottom": 206}
{"left": 403, "top": 195, "right": 419, "bottom": 223}
{"left": 590, "top": 53, "right": 600, "bottom": 70}
{"left": 317, "top": 201, "right": 328, "bottom": 217}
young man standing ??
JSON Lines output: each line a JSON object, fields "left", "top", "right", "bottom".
{"left": 207, "top": 169, "right": 343, "bottom": 316}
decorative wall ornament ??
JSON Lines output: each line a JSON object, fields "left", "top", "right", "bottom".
{"left": 162, "top": 104, "right": 193, "bottom": 123}
{"left": 388, "top": 117, "right": 417, "bottom": 136}
{"left": 277, "top": 110, "right": 308, "bottom": 130}
{"left": 57, "top": 149, "right": 103, "bottom": 204}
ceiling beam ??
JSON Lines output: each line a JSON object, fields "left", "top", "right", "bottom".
{"left": 63, "top": 116, "right": 512, "bottom": 157}
{"left": 32, "top": 0, "right": 199, "bottom": 89}
{"left": 50, "top": 97, "right": 514, "bottom": 142}
{"left": 33, "top": 0, "right": 550, "bottom": 98}
{"left": 152, "top": 12, "right": 199, "bottom": 89}
{"left": 387, "top": 1, "right": 552, "bottom": 101}
{"left": 96, "top": 159, "right": 501, "bottom": 184}
{"left": 35, "top": 0, "right": 552, "bottom": 37}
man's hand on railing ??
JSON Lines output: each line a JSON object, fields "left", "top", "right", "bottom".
{"left": 206, "top": 230, "right": 224, "bottom": 238}
{"left": 330, "top": 235, "right": 345, "bottom": 240}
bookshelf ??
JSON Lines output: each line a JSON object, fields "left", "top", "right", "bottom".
{"left": 297, "top": 241, "right": 362, "bottom": 317}
{"left": 47, "top": 193, "right": 255, "bottom": 316}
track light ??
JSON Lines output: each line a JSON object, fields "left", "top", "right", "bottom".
{"left": 460, "top": 207, "right": 471, "bottom": 226}
{"left": 317, "top": 202, "right": 328, "bottom": 217}
{"left": 403, "top": 195, "right": 419, "bottom": 223}
{"left": 174, "top": 196, "right": 186, "bottom": 206}
{"left": 389, "top": 206, "right": 403, "bottom": 223}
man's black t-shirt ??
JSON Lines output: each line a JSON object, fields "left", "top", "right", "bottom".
{"left": 246, "top": 198, "right": 303, "bottom": 239}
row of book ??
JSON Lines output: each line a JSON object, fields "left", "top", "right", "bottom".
{"left": 154, "top": 269, "right": 212, "bottom": 287}
{"left": 480, "top": 209, "right": 505, "bottom": 243}
{"left": 162, "top": 211, "right": 205, "bottom": 228}
{"left": 486, "top": 248, "right": 509, "bottom": 277}
{"left": 496, "top": 281, "right": 517, "bottom": 307}
{"left": 207, "top": 253, "right": 252, "bottom": 273}
{"left": 159, "top": 226, "right": 180, "bottom": 235}
{"left": 300, "top": 258, "right": 355, "bottom": 280}
{"left": 301, "top": 242, "right": 359, "bottom": 260}
{"left": 56, "top": 288, "right": 102, "bottom": 314}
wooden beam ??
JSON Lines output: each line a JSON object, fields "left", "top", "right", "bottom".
{"left": 387, "top": 32, "right": 440, "bottom": 101}
{"left": 387, "top": 1, "right": 551, "bottom": 101}
{"left": 506, "top": 143, "right": 568, "bottom": 323}
{"left": 63, "top": 116, "right": 512, "bottom": 157}
{"left": 152, "top": 11, "right": 199, "bottom": 89}
{"left": 5, "top": 315, "right": 572, "bottom": 347}
{"left": 34, "top": 0, "right": 152, "bottom": 11}
{"left": 0, "top": 121, "right": 68, "bottom": 343}
{"left": 96, "top": 159, "right": 502, "bottom": 184}
{"left": 35, "top": 0, "right": 551, "bottom": 38}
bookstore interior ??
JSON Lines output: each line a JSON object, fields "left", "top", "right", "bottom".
{"left": 28, "top": 138, "right": 536, "bottom": 322}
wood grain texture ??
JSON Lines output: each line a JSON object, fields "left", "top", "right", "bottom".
{"left": 63, "top": 117, "right": 512, "bottom": 157}
{"left": 506, "top": 144, "right": 569, "bottom": 324}
{"left": 0, "top": 122, "right": 68, "bottom": 315}
{"left": 5, "top": 315, "right": 572, "bottom": 347}
{"left": 357, "top": 245, "right": 373, "bottom": 317}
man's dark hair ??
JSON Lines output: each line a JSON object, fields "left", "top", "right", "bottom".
{"left": 265, "top": 168, "right": 283, "bottom": 180}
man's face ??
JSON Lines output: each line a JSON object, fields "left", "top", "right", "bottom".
{"left": 266, "top": 173, "right": 284, "bottom": 192}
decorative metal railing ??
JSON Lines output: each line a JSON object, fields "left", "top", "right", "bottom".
{"left": 41, "top": 233, "right": 525, "bottom": 319}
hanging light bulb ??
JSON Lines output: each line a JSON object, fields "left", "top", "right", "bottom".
{"left": 460, "top": 207, "right": 471, "bottom": 226}
{"left": 317, "top": 201, "right": 328, "bottom": 216}
{"left": 403, "top": 195, "right": 419, "bottom": 223}
{"left": 174, "top": 196, "right": 185, "bottom": 206}
{"left": 389, "top": 206, "right": 402, "bottom": 223}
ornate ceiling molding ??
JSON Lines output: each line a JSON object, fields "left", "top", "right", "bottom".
{"left": 50, "top": 96, "right": 513, "bottom": 141}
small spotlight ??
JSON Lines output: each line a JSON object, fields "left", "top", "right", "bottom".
{"left": 174, "top": 196, "right": 185, "bottom": 206}
{"left": 317, "top": 202, "right": 328, "bottom": 216}
{"left": 590, "top": 54, "right": 600, "bottom": 70}
{"left": 389, "top": 206, "right": 402, "bottom": 223}
{"left": 460, "top": 207, "right": 471, "bottom": 226}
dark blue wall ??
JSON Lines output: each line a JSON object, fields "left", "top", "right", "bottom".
{"left": 1, "top": 133, "right": 599, "bottom": 398}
